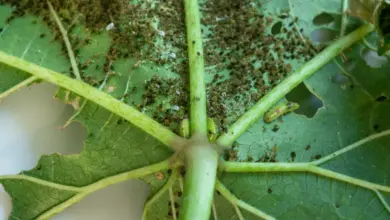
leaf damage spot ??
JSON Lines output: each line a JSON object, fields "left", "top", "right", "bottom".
{"left": 361, "top": 48, "right": 388, "bottom": 68}
{"left": 290, "top": 151, "right": 296, "bottom": 162}
{"left": 376, "top": 95, "right": 389, "bottom": 102}
{"left": 312, "top": 12, "right": 335, "bottom": 26}
{"left": 310, "top": 28, "right": 338, "bottom": 44}
{"left": 271, "top": 21, "right": 282, "bottom": 35}
{"left": 286, "top": 83, "right": 323, "bottom": 118}
{"left": 155, "top": 172, "right": 165, "bottom": 180}
{"left": 271, "top": 125, "right": 280, "bottom": 132}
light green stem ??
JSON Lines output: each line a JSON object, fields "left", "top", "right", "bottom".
{"left": 36, "top": 159, "right": 173, "bottom": 219}
{"left": 215, "top": 180, "right": 276, "bottom": 220}
{"left": 0, "top": 50, "right": 182, "bottom": 149}
{"left": 223, "top": 162, "right": 390, "bottom": 193}
{"left": 363, "top": 37, "right": 378, "bottom": 51}
{"left": 169, "top": 185, "right": 178, "bottom": 220}
{"left": 185, "top": 0, "right": 207, "bottom": 135}
{"left": 312, "top": 129, "right": 390, "bottom": 165}
{"left": 0, "top": 76, "right": 38, "bottom": 101}
{"left": 0, "top": 174, "right": 82, "bottom": 192}
{"left": 179, "top": 0, "right": 218, "bottom": 219}
{"left": 47, "top": 1, "right": 81, "bottom": 81}
{"left": 142, "top": 169, "right": 179, "bottom": 220}
{"left": 375, "top": 190, "right": 390, "bottom": 213}
{"left": 340, "top": 0, "right": 349, "bottom": 37}
{"left": 217, "top": 23, "right": 375, "bottom": 147}
{"left": 63, "top": 99, "right": 87, "bottom": 128}
{"left": 179, "top": 144, "right": 219, "bottom": 220}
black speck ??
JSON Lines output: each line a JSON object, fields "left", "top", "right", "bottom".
{"left": 268, "top": 188, "right": 273, "bottom": 194}
{"left": 272, "top": 125, "right": 280, "bottom": 132}
{"left": 192, "top": 40, "right": 196, "bottom": 44}
{"left": 305, "top": 145, "right": 311, "bottom": 151}
{"left": 197, "top": 52, "right": 201, "bottom": 56}
{"left": 376, "top": 95, "right": 388, "bottom": 102}
{"left": 373, "top": 124, "right": 380, "bottom": 131}
{"left": 335, "top": 204, "right": 340, "bottom": 208}
{"left": 349, "top": 84, "right": 354, "bottom": 89}
{"left": 216, "top": 190, "right": 221, "bottom": 196}
{"left": 0, "top": 27, "right": 3, "bottom": 32}
{"left": 314, "top": 154, "right": 322, "bottom": 159}
{"left": 167, "top": 169, "right": 172, "bottom": 174}
{"left": 290, "top": 152, "right": 296, "bottom": 161}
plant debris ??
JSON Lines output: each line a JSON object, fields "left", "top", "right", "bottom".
{"left": 1, "top": 0, "right": 324, "bottom": 135}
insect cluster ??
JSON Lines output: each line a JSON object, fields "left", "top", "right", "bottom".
{"left": 1, "top": 0, "right": 324, "bottom": 144}
{"left": 201, "top": 0, "right": 324, "bottom": 132}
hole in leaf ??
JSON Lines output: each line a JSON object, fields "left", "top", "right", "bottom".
{"left": 312, "top": 12, "right": 335, "bottom": 26}
{"left": 310, "top": 28, "right": 338, "bottom": 44}
{"left": 55, "top": 180, "right": 149, "bottom": 219}
{"left": 0, "top": 83, "right": 86, "bottom": 176}
{"left": 0, "top": 185, "right": 12, "bottom": 219}
{"left": 330, "top": 73, "right": 350, "bottom": 86}
{"left": 376, "top": 95, "right": 389, "bottom": 102}
{"left": 361, "top": 48, "right": 388, "bottom": 68}
{"left": 271, "top": 21, "right": 282, "bottom": 35}
{"left": 286, "top": 83, "right": 323, "bottom": 118}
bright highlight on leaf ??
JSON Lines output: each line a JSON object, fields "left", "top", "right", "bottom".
{"left": 0, "top": 0, "right": 390, "bottom": 220}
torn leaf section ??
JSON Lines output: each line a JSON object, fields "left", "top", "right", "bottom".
{"left": 286, "top": 83, "right": 323, "bottom": 118}
{"left": 0, "top": 99, "right": 172, "bottom": 218}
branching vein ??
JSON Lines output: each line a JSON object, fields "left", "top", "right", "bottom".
{"left": 142, "top": 169, "right": 178, "bottom": 220}
{"left": 33, "top": 159, "right": 173, "bottom": 219}
{"left": 0, "top": 76, "right": 39, "bottom": 101}
{"left": 217, "top": 24, "right": 374, "bottom": 147}
{"left": 223, "top": 162, "right": 390, "bottom": 193}
{"left": 312, "top": 129, "right": 390, "bottom": 165}
{"left": 215, "top": 180, "right": 276, "bottom": 220}
{"left": 375, "top": 190, "right": 390, "bottom": 213}
{"left": 47, "top": 1, "right": 81, "bottom": 81}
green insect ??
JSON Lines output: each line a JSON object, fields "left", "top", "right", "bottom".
{"left": 178, "top": 118, "right": 190, "bottom": 139}
{"left": 178, "top": 118, "right": 218, "bottom": 143}
{"left": 207, "top": 117, "right": 218, "bottom": 143}
{"left": 264, "top": 102, "right": 299, "bottom": 123}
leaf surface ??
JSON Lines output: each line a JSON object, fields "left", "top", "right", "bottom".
{"left": 0, "top": 0, "right": 390, "bottom": 220}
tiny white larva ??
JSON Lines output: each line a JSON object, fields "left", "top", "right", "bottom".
{"left": 264, "top": 102, "right": 299, "bottom": 123}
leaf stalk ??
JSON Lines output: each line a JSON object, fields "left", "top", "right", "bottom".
{"left": 217, "top": 23, "right": 375, "bottom": 147}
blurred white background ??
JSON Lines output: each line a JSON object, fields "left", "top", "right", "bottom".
{"left": 0, "top": 83, "right": 148, "bottom": 220}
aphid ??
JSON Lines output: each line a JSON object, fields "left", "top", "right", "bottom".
{"left": 207, "top": 117, "right": 218, "bottom": 143}
{"left": 178, "top": 119, "right": 190, "bottom": 138}
{"left": 178, "top": 118, "right": 218, "bottom": 143}
{"left": 264, "top": 102, "right": 299, "bottom": 123}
